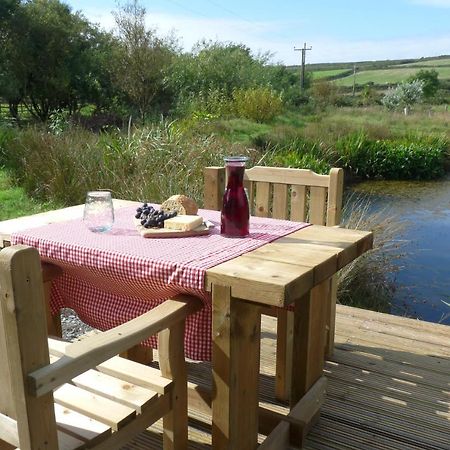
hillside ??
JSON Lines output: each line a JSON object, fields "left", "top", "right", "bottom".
{"left": 288, "top": 55, "right": 450, "bottom": 87}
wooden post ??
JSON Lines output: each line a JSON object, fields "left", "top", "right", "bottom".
{"left": 0, "top": 246, "right": 58, "bottom": 449}
{"left": 203, "top": 167, "right": 225, "bottom": 210}
{"left": 291, "top": 281, "right": 328, "bottom": 403}
{"left": 325, "top": 167, "right": 344, "bottom": 357}
{"left": 159, "top": 320, "right": 188, "bottom": 450}
{"left": 211, "top": 284, "right": 261, "bottom": 450}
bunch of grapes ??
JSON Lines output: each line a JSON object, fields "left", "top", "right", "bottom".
{"left": 135, "top": 203, "right": 177, "bottom": 228}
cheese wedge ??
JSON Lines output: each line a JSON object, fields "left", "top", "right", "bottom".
{"left": 163, "top": 215, "right": 204, "bottom": 231}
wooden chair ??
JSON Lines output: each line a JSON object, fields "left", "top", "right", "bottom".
{"left": 204, "top": 165, "right": 344, "bottom": 401}
{"left": 0, "top": 245, "right": 202, "bottom": 450}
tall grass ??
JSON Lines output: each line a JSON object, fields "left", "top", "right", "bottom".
{"left": 337, "top": 191, "right": 406, "bottom": 313}
{"left": 0, "top": 121, "right": 251, "bottom": 206}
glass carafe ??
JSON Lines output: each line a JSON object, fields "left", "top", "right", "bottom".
{"left": 221, "top": 156, "right": 250, "bottom": 237}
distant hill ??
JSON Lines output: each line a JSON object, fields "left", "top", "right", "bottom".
{"left": 288, "top": 54, "right": 450, "bottom": 71}
{"left": 287, "top": 55, "right": 450, "bottom": 87}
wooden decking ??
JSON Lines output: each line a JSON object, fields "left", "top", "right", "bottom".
{"left": 123, "top": 304, "right": 450, "bottom": 449}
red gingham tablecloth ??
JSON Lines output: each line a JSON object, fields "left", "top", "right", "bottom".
{"left": 11, "top": 204, "right": 309, "bottom": 360}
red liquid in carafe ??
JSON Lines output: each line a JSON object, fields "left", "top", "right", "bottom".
{"left": 221, "top": 164, "right": 249, "bottom": 237}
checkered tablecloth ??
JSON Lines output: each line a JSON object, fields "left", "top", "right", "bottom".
{"left": 11, "top": 204, "right": 309, "bottom": 360}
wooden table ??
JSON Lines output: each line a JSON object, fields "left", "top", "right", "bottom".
{"left": 0, "top": 201, "right": 373, "bottom": 449}
{"left": 205, "top": 224, "right": 372, "bottom": 449}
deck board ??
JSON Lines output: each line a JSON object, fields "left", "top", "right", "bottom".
{"left": 123, "top": 305, "right": 450, "bottom": 449}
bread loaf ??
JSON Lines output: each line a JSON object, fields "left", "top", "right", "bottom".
{"left": 161, "top": 195, "right": 198, "bottom": 215}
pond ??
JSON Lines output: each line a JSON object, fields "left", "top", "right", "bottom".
{"left": 348, "top": 176, "right": 450, "bottom": 325}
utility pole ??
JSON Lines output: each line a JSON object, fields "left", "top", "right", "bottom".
{"left": 294, "top": 42, "right": 312, "bottom": 91}
{"left": 352, "top": 63, "right": 357, "bottom": 96}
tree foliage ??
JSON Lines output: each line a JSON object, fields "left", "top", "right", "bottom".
{"left": 0, "top": 0, "right": 114, "bottom": 121}
{"left": 382, "top": 80, "right": 424, "bottom": 111}
{"left": 408, "top": 69, "right": 440, "bottom": 98}
{"left": 167, "top": 40, "right": 274, "bottom": 113}
{"left": 112, "top": 0, "right": 177, "bottom": 122}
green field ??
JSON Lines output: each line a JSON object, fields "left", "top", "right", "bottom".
{"left": 312, "top": 69, "right": 351, "bottom": 80}
{"left": 334, "top": 66, "right": 450, "bottom": 86}
{"left": 393, "top": 58, "right": 450, "bottom": 68}
{"left": 0, "top": 170, "right": 59, "bottom": 220}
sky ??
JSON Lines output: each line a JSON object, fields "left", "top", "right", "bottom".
{"left": 65, "top": 0, "right": 450, "bottom": 65}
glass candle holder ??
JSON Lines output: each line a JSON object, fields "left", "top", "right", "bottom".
{"left": 220, "top": 156, "right": 250, "bottom": 237}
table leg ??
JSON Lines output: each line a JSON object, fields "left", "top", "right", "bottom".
{"left": 42, "top": 263, "right": 62, "bottom": 337}
{"left": 212, "top": 284, "right": 261, "bottom": 450}
{"left": 291, "top": 280, "right": 329, "bottom": 403}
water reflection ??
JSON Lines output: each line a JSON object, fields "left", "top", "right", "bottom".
{"left": 348, "top": 176, "right": 450, "bottom": 325}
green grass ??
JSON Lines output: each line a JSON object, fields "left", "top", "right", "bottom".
{"left": 311, "top": 69, "right": 351, "bottom": 80}
{"left": 393, "top": 58, "right": 450, "bottom": 67}
{"left": 0, "top": 170, "right": 59, "bottom": 220}
{"left": 303, "top": 106, "right": 450, "bottom": 139}
{"left": 334, "top": 67, "right": 450, "bottom": 86}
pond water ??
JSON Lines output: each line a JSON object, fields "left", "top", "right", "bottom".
{"left": 348, "top": 176, "right": 450, "bottom": 325}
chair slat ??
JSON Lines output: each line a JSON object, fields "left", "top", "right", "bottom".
{"left": 290, "top": 185, "right": 306, "bottom": 222}
{"left": 48, "top": 338, "right": 172, "bottom": 395}
{"left": 244, "top": 179, "right": 254, "bottom": 213}
{"left": 203, "top": 167, "right": 225, "bottom": 210}
{"left": 53, "top": 383, "right": 136, "bottom": 431}
{"left": 245, "top": 166, "right": 330, "bottom": 187}
{"left": 309, "top": 187, "right": 327, "bottom": 225}
{"left": 71, "top": 368, "right": 159, "bottom": 413}
{"left": 54, "top": 403, "right": 111, "bottom": 445}
{"left": 96, "top": 356, "right": 173, "bottom": 394}
{"left": 0, "top": 413, "right": 19, "bottom": 448}
{"left": 272, "top": 184, "right": 288, "bottom": 220}
{"left": 326, "top": 168, "right": 344, "bottom": 226}
{"left": 255, "top": 182, "right": 270, "bottom": 217}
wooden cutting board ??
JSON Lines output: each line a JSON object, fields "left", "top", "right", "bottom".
{"left": 135, "top": 219, "right": 215, "bottom": 238}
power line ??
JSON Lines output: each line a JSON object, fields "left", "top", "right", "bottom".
{"left": 164, "top": 0, "right": 211, "bottom": 19}
{"left": 203, "top": 0, "right": 253, "bottom": 25}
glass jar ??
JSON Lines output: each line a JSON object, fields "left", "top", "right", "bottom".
{"left": 221, "top": 156, "right": 250, "bottom": 237}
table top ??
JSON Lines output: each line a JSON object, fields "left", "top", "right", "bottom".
{"left": 205, "top": 224, "right": 373, "bottom": 307}
{"left": 0, "top": 200, "right": 373, "bottom": 309}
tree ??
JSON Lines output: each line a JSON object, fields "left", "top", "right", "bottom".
{"left": 0, "top": 0, "right": 24, "bottom": 119}
{"left": 112, "top": 0, "right": 177, "bottom": 123}
{"left": 408, "top": 69, "right": 440, "bottom": 99}
{"left": 0, "top": 0, "right": 116, "bottom": 122}
{"left": 167, "top": 40, "right": 271, "bottom": 109}
{"left": 382, "top": 80, "right": 424, "bottom": 113}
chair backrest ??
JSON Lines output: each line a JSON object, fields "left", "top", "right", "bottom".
{"left": 204, "top": 166, "right": 344, "bottom": 226}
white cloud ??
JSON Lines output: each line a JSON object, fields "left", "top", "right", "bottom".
{"left": 78, "top": 6, "right": 450, "bottom": 65}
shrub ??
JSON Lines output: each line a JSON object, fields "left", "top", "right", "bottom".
{"left": 336, "top": 132, "right": 448, "bottom": 180}
{"left": 231, "top": 87, "right": 283, "bottom": 123}
{"left": 311, "top": 80, "right": 338, "bottom": 110}
{"left": 262, "top": 138, "right": 332, "bottom": 174}
{"left": 382, "top": 80, "right": 424, "bottom": 111}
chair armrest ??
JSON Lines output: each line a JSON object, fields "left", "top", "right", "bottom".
{"left": 28, "top": 295, "right": 203, "bottom": 397}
